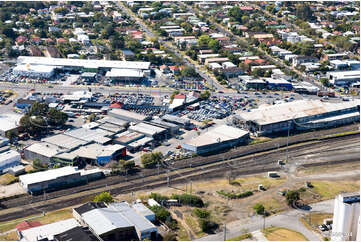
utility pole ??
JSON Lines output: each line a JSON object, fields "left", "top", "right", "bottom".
{"left": 190, "top": 181, "right": 192, "bottom": 194}
{"left": 286, "top": 121, "right": 290, "bottom": 162}
{"left": 263, "top": 215, "right": 266, "bottom": 230}
{"left": 157, "top": 162, "right": 160, "bottom": 176}
{"left": 224, "top": 224, "right": 227, "bottom": 241}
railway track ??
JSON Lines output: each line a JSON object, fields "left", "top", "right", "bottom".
{"left": 0, "top": 132, "right": 358, "bottom": 222}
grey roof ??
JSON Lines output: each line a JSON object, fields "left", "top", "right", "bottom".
{"left": 65, "top": 128, "right": 112, "bottom": 144}
{"left": 82, "top": 208, "right": 134, "bottom": 236}
{"left": 132, "top": 203, "right": 155, "bottom": 218}
{"left": 42, "top": 134, "right": 88, "bottom": 150}
{"left": 25, "top": 142, "right": 65, "bottom": 157}
{"left": 96, "top": 116, "right": 129, "bottom": 127}
{"left": 128, "top": 122, "right": 166, "bottom": 136}
{"left": 108, "top": 109, "right": 149, "bottom": 122}
{"left": 109, "top": 202, "right": 157, "bottom": 233}
{"left": 162, "top": 114, "right": 190, "bottom": 125}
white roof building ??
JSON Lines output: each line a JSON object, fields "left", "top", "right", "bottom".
{"left": 0, "top": 113, "right": 22, "bottom": 136}
{"left": 105, "top": 68, "right": 144, "bottom": 78}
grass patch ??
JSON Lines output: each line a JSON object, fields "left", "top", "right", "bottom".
{"left": 262, "top": 226, "right": 308, "bottom": 241}
{"left": 233, "top": 176, "right": 286, "bottom": 191}
{"left": 309, "top": 180, "right": 360, "bottom": 200}
{"left": 176, "top": 223, "right": 190, "bottom": 241}
{"left": 227, "top": 232, "right": 252, "bottom": 241}
{"left": 184, "top": 215, "right": 206, "bottom": 238}
{"left": 299, "top": 213, "right": 333, "bottom": 232}
{"left": 249, "top": 137, "right": 272, "bottom": 145}
{"left": 0, "top": 231, "right": 18, "bottom": 241}
{"left": 0, "top": 208, "right": 73, "bottom": 233}
{"left": 0, "top": 174, "right": 18, "bottom": 185}
{"left": 325, "top": 130, "right": 359, "bottom": 138}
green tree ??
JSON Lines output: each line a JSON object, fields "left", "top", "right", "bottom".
{"left": 285, "top": 190, "right": 300, "bottom": 206}
{"left": 198, "top": 34, "right": 211, "bottom": 47}
{"left": 200, "top": 90, "right": 211, "bottom": 100}
{"left": 296, "top": 4, "right": 314, "bottom": 21}
{"left": 320, "top": 78, "right": 331, "bottom": 87}
{"left": 94, "top": 192, "right": 114, "bottom": 203}
{"left": 181, "top": 67, "right": 197, "bottom": 77}
{"left": 193, "top": 208, "right": 210, "bottom": 219}
{"left": 208, "top": 39, "right": 220, "bottom": 52}
{"left": 253, "top": 203, "right": 265, "bottom": 215}
{"left": 141, "top": 152, "right": 163, "bottom": 169}
{"left": 149, "top": 205, "right": 171, "bottom": 222}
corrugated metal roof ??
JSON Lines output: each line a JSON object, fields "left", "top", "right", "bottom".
{"left": 82, "top": 208, "right": 133, "bottom": 236}
{"left": 184, "top": 125, "right": 249, "bottom": 147}
{"left": 129, "top": 123, "right": 166, "bottom": 136}
{"left": 42, "top": 134, "right": 88, "bottom": 150}
{"left": 236, "top": 100, "right": 359, "bottom": 125}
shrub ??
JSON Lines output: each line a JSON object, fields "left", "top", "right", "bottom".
{"left": 93, "top": 192, "right": 113, "bottom": 203}
{"left": 149, "top": 192, "right": 169, "bottom": 203}
{"left": 193, "top": 208, "right": 210, "bottom": 219}
{"left": 171, "top": 193, "right": 204, "bottom": 207}
{"left": 253, "top": 203, "right": 265, "bottom": 215}
{"left": 216, "top": 190, "right": 253, "bottom": 199}
{"left": 149, "top": 206, "right": 171, "bottom": 222}
{"left": 199, "top": 219, "right": 218, "bottom": 233}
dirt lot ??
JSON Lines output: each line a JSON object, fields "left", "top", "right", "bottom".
{"left": 262, "top": 226, "right": 308, "bottom": 241}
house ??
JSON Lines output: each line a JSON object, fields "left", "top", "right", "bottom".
{"left": 16, "top": 36, "right": 27, "bottom": 45}
{"left": 121, "top": 49, "right": 135, "bottom": 61}
{"left": 292, "top": 56, "right": 319, "bottom": 67}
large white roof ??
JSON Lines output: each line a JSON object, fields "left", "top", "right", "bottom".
{"left": 129, "top": 122, "right": 166, "bottom": 136}
{"left": 19, "top": 166, "right": 80, "bottom": 186}
{"left": 105, "top": 68, "right": 144, "bottom": 78}
{"left": 42, "top": 134, "right": 88, "bottom": 150}
{"left": 0, "top": 113, "right": 22, "bottom": 132}
{"left": 236, "top": 100, "right": 359, "bottom": 126}
{"left": 14, "top": 64, "right": 56, "bottom": 73}
{"left": 185, "top": 125, "right": 249, "bottom": 147}
{"left": 17, "top": 56, "right": 150, "bottom": 70}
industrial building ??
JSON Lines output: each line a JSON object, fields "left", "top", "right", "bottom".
{"left": 42, "top": 134, "right": 88, "bottom": 150}
{"left": 24, "top": 142, "right": 66, "bottom": 164}
{"left": 332, "top": 192, "right": 360, "bottom": 241}
{"left": 114, "top": 131, "right": 145, "bottom": 146}
{"left": 0, "top": 113, "right": 22, "bottom": 137}
{"left": 64, "top": 128, "right": 113, "bottom": 145}
{"left": 108, "top": 109, "right": 150, "bottom": 123}
{"left": 0, "top": 150, "right": 21, "bottom": 174}
{"left": 132, "top": 202, "right": 156, "bottom": 222}
{"left": 182, "top": 125, "right": 249, "bottom": 155}
{"left": 105, "top": 68, "right": 144, "bottom": 82}
{"left": 233, "top": 100, "right": 360, "bottom": 136}
{"left": 327, "top": 70, "right": 360, "bottom": 86}
{"left": 127, "top": 137, "right": 154, "bottom": 152}
{"left": 128, "top": 122, "right": 167, "bottom": 140}
{"left": 19, "top": 166, "right": 104, "bottom": 194}
{"left": 161, "top": 114, "right": 191, "bottom": 129}
{"left": 74, "top": 201, "right": 157, "bottom": 241}
{"left": 264, "top": 78, "right": 293, "bottom": 91}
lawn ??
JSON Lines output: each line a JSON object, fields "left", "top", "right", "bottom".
{"left": 0, "top": 174, "right": 17, "bottom": 185}
{"left": 262, "top": 226, "right": 308, "bottom": 241}
{"left": 0, "top": 208, "right": 73, "bottom": 233}
{"left": 309, "top": 180, "right": 360, "bottom": 200}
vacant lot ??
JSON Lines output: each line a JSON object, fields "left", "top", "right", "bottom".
{"left": 309, "top": 180, "right": 360, "bottom": 200}
{"left": 262, "top": 226, "right": 308, "bottom": 241}
{"left": 299, "top": 213, "right": 333, "bottom": 233}
{"left": 0, "top": 174, "right": 17, "bottom": 185}
{"left": 234, "top": 175, "right": 286, "bottom": 191}
{"left": 0, "top": 231, "right": 18, "bottom": 241}
{"left": 0, "top": 208, "right": 73, "bottom": 233}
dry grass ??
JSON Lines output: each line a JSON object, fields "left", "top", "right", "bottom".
{"left": 227, "top": 232, "right": 253, "bottom": 241}
{"left": 299, "top": 213, "right": 333, "bottom": 232}
{"left": 233, "top": 175, "right": 286, "bottom": 191}
{"left": 0, "top": 231, "right": 18, "bottom": 241}
{"left": 24, "top": 165, "right": 34, "bottom": 172}
{"left": 0, "top": 208, "right": 73, "bottom": 233}
{"left": 309, "top": 180, "right": 360, "bottom": 200}
{"left": 250, "top": 195, "right": 286, "bottom": 215}
{"left": 262, "top": 226, "right": 308, "bottom": 241}
{"left": 184, "top": 215, "right": 206, "bottom": 238}
{"left": 0, "top": 174, "right": 17, "bottom": 185}
{"left": 176, "top": 223, "right": 191, "bottom": 241}
{"left": 297, "top": 162, "right": 360, "bottom": 176}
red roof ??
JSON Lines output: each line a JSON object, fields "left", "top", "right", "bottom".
{"left": 56, "top": 38, "right": 66, "bottom": 43}
{"left": 239, "top": 6, "right": 253, "bottom": 11}
{"left": 174, "top": 94, "right": 186, "bottom": 99}
{"left": 31, "top": 37, "right": 41, "bottom": 42}
{"left": 110, "top": 102, "right": 122, "bottom": 108}
{"left": 169, "top": 66, "right": 179, "bottom": 71}
{"left": 16, "top": 221, "right": 42, "bottom": 232}
{"left": 16, "top": 36, "right": 27, "bottom": 43}
{"left": 244, "top": 59, "right": 253, "bottom": 64}
{"left": 215, "top": 37, "right": 230, "bottom": 41}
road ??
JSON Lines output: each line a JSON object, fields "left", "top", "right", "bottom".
{"left": 116, "top": 2, "right": 230, "bottom": 93}
{"left": 197, "top": 199, "right": 335, "bottom": 241}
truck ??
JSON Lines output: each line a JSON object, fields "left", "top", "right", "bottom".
{"left": 268, "top": 171, "right": 279, "bottom": 178}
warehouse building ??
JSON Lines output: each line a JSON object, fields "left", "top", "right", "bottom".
{"left": 132, "top": 202, "right": 156, "bottom": 223}
{"left": 96, "top": 116, "right": 129, "bottom": 128}
{"left": 108, "top": 109, "right": 150, "bottom": 123}
{"left": 233, "top": 100, "right": 360, "bottom": 136}
{"left": 42, "top": 134, "right": 88, "bottom": 150}
{"left": 148, "top": 119, "right": 179, "bottom": 135}
{"left": 327, "top": 70, "right": 360, "bottom": 86}
{"left": 64, "top": 128, "right": 113, "bottom": 145}
{"left": 19, "top": 166, "right": 104, "bottom": 194}
{"left": 24, "top": 142, "right": 66, "bottom": 164}
{"left": 127, "top": 137, "right": 154, "bottom": 152}
{"left": 109, "top": 202, "right": 157, "bottom": 240}
{"left": 0, "top": 150, "right": 21, "bottom": 174}
{"left": 65, "top": 143, "right": 126, "bottom": 165}
{"left": 0, "top": 113, "right": 22, "bottom": 137}
{"left": 114, "top": 131, "right": 145, "bottom": 146}
{"left": 128, "top": 122, "right": 167, "bottom": 140}
{"left": 182, "top": 125, "right": 249, "bottom": 155}
{"left": 161, "top": 114, "right": 191, "bottom": 129}
{"left": 13, "top": 64, "right": 55, "bottom": 78}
